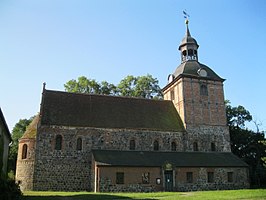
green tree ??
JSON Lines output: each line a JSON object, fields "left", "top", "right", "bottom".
{"left": 8, "top": 118, "right": 33, "bottom": 176}
{"left": 117, "top": 75, "right": 136, "bottom": 97}
{"left": 99, "top": 81, "right": 117, "bottom": 95}
{"left": 133, "top": 74, "right": 162, "bottom": 99}
{"left": 226, "top": 101, "right": 266, "bottom": 186}
{"left": 64, "top": 74, "right": 163, "bottom": 99}
{"left": 225, "top": 100, "right": 252, "bottom": 128}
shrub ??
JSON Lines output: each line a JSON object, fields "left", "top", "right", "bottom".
{"left": 0, "top": 178, "right": 22, "bottom": 200}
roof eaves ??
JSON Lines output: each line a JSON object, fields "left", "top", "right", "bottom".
{"left": 0, "top": 107, "right": 11, "bottom": 141}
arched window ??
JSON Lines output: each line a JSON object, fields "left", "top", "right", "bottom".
{"left": 55, "top": 135, "right": 62, "bottom": 150}
{"left": 77, "top": 137, "right": 82, "bottom": 151}
{"left": 171, "top": 141, "right": 177, "bottom": 151}
{"left": 200, "top": 84, "right": 208, "bottom": 96}
{"left": 193, "top": 142, "right": 198, "bottom": 151}
{"left": 22, "top": 144, "right": 28, "bottom": 159}
{"left": 153, "top": 140, "right": 159, "bottom": 151}
{"left": 129, "top": 139, "right": 136, "bottom": 150}
{"left": 211, "top": 142, "right": 216, "bottom": 151}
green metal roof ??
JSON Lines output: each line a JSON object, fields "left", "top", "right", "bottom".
{"left": 92, "top": 150, "right": 248, "bottom": 167}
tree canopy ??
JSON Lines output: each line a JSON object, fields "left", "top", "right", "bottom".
{"left": 226, "top": 101, "right": 266, "bottom": 186}
{"left": 64, "top": 74, "right": 162, "bottom": 99}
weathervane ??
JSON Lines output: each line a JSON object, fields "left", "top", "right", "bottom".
{"left": 183, "top": 10, "right": 190, "bottom": 24}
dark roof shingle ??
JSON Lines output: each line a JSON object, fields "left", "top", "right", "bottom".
{"left": 92, "top": 150, "right": 248, "bottom": 167}
{"left": 40, "top": 90, "right": 184, "bottom": 131}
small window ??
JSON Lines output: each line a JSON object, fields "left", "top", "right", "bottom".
{"left": 22, "top": 144, "right": 28, "bottom": 159}
{"left": 142, "top": 172, "right": 150, "bottom": 184}
{"left": 193, "top": 142, "right": 198, "bottom": 151}
{"left": 116, "top": 172, "right": 124, "bottom": 184}
{"left": 153, "top": 140, "right": 159, "bottom": 151}
{"left": 211, "top": 142, "right": 216, "bottom": 151}
{"left": 228, "top": 172, "right": 233, "bottom": 183}
{"left": 200, "top": 84, "right": 208, "bottom": 96}
{"left": 77, "top": 137, "right": 82, "bottom": 151}
{"left": 186, "top": 172, "right": 193, "bottom": 183}
{"left": 129, "top": 139, "right": 136, "bottom": 150}
{"left": 207, "top": 172, "right": 214, "bottom": 183}
{"left": 170, "top": 90, "right": 175, "bottom": 100}
{"left": 55, "top": 135, "right": 63, "bottom": 150}
{"left": 171, "top": 141, "right": 177, "bottom": 151}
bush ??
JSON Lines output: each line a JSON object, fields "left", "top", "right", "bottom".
{"left": 0, "top": 178, "right": 22, "bottom": 200}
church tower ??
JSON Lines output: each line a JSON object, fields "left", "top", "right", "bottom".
{"left": 162, "top": 20, "right": 231, "bottom": 152}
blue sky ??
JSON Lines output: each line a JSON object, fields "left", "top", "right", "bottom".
{"left": 0, "top": 0, "right": 265, "bottom": 131}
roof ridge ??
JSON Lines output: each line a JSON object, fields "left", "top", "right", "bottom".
{"left": 44, "top": 89, "right": 165, "bottom": 102}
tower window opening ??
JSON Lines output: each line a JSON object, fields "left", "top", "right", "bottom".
{"left": 182, "top": 50, "right": 187, "bottom": 56}
{"left": 22, "top": 144, "right": 28, "bottom": 159}
{"left": 55, "top": 135, "right": 63, "bottom": 150}
{"left": 200, "top": 84, "right": 208, "bottom": 96}
{"left": 170, "top": 90, "right": 175, "bottom": 100}
{"left": 188, "top": 49, "right": 193, "bottom": 56}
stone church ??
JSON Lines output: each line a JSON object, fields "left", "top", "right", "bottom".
{"left": 16, "top": 20, "right": 249, "bottom": 192}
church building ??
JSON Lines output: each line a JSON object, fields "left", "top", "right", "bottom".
{"left": 16, "top": 20, "right": 249, "bottom": 192}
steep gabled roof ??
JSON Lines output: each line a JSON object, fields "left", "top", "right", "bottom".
{"left": 40, "top": 89, "right": 184, "bottom": 132}
{"left": 0, "top": 107, "right": 11, "bottom": 141}
{"left": 92, "top": 150, "right": 248, "bottom": 167}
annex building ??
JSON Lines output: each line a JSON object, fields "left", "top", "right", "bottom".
{"left": 16, "top": 20, "right": 249, "bottom": 192}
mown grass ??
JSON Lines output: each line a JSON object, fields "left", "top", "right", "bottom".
{"left": 23, "top": 189, "right": 266, "bottom": 200}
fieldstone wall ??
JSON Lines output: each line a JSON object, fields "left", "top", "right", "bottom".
{"left": 33, "top": 125, "right": 184, "bottom": 191}
{"left": 175, "top": 167, "right": 249, "bottom": 191}
{"left": 99, "top": 177, "right": 156, "bottom": 192}
{"left": 93, "top": 165, "right": 249, "bottom": 192}
{"left": 186, "top": 125, "right": 231, "bottom": 152}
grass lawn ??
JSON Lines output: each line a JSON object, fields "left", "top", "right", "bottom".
{"left": 23, "top": 189, "right": 266, "bottom": 200}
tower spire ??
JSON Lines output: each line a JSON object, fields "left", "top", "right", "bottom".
{"left": 185, "top": 19, "right": 191, "bottom": 37}
{"left": 178, "top": 16, "right": 199, "bottom": 62}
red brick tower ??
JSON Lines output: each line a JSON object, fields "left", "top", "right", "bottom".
{"left": 162, "top": 20, "right": 230, "bottom": 152}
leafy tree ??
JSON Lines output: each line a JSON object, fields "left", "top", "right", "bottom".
{"left": 64, "top": 76, "right": 101, "bottom": 94}
{"left": 225, "top": 100, "right": 252, "bottom": 128}
{"left": 226, "top": 101, "right": 266, "bottom": 186}
{"left": 117, "top": 75, "right": 136, "bottom": 97}
{"left": 8, "top": 118, "right": 33, "bottom": 175}
{"left": 99, "top": 81, "right": 117, "bottom": 96}
{"left": 64, "top": 74, "right": 163, "bottom": 99}
{"left": 133, "top": 74, "right": 162, "bottom": 99}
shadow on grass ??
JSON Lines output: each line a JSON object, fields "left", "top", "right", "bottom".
{"left": 23, "top": 194, "right": 157, "bottom": 200}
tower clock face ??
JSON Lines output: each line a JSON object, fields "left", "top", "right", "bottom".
{"left": 198, "top": 68, "right": 207, "bottom": 77}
